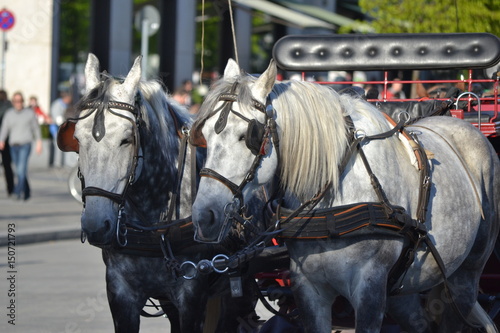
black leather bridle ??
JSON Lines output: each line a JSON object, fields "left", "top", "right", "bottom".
{"left": 58, "top": 97, "right": 144, "bottom": 246}
{"left": 80, "top": 100, "right": 143, "bottom": 207}
{"left": 191, "top": 82, "right": 280, "bottom": 243}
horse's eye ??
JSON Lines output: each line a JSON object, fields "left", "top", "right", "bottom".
{"left": 238, "top": 134, "right": 245, "bottom": 141}
{"left": 120, "top": 138, "right": 132, "bottom": 146}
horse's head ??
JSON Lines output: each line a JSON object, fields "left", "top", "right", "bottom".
{"left": 60, "top": 53, "right": 143, "bottom": 247}
{"left": 191, "top": 59, "right": 279, "bottom": 243}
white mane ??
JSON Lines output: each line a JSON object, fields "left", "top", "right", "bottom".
{"left": 136, "top": 79, "right": 192, "bottom": 158}
{"left": 270, "top": 80, "right": 391, "bottom": 201}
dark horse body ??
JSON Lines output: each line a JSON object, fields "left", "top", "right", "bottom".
{"left": 57, "top": 54, "right": 258, "bottom": 332}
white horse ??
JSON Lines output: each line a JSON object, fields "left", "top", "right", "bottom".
{"left": 191, "top": 58, "right": 500, "bottom": 332}
{"left": 57, "top": 54, "right": 260, "bottom": 333}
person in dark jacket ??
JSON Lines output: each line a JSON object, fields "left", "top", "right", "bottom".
{"left": 0, "top": 89, "right": 14, "bottom": 196}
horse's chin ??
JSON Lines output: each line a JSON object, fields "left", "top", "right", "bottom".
{"left": 86, "top": 237, "right": 115, "bottom": 249}
{"left": 193, "top": 228, "right": 220, "bottom": 244}
{"left": 193, "top": 224, "right": 230, "bottom": 244}
{"left": 82, "top": 227, "right": 117, "bottom": 248}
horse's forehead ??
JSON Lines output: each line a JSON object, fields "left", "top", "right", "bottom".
{"left": 204, "top": 108, "right": 247, "bottom": 137}
{"left": 107, "top": 81, "right": 135, "bottom": 104}
{"left": 75, "top": 111, "right": 132, "bottom": 144}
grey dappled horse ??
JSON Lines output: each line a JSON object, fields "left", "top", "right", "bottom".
{"left": 57, "top": 54, "right": 259, "bottom": 333}
{"left": 191, "top": 59, "right": 500, "bottom": 332}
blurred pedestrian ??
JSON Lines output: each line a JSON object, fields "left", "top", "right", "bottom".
{"left": 50, "top": 91, "right": 72, "bottom": 128}
{"left": 172, "top": 87, "right": 189, "bottom": 107}
{"left": 0, "top": 92, "right": 42, "bottom": 200}
{"left": 50, "top": 91, "right": 72, "bottom": 167}
{"left": 181, "top": 79, "right": 193, "bottom": 107}
{"left": 29, "top": 95, "right": 52, "bottom": 125}
{"left": 0, "top": 89, "right": 14, "bottom": 196}
{"left": 386, "top": 79, "right": 406, "bottom": 100}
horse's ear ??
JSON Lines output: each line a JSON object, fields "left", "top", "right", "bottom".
{"left": 122, "top": 55, "right": 143, "bottom": 98}
{"left": 223, "top": 58, "right": 241, "bottom": 79}
{"left": 85, "top": 53, "right": 101, "bottom": 93}
{"left": 252, "top": 59, "right": 277, "bottom": 103}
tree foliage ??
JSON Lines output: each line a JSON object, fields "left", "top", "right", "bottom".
{"left": 59, "top": 0, "right": 90, "bottom": 64}
{"left": 358, "top": 0, "right": 500, "bottom": 36}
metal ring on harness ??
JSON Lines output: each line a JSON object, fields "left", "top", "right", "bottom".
{"left": 354, "top": 129, "right": 366, "bottom": 141}
{"left": 180, "top": 261, "right": 197, "bottom": 280}
{"left": 212, "top": 254, "right": 230, "bottom": 273}
{"left": 116, "top": 211, "right": 128, "bottom": 247}
{"left": 398, "top": 111, "right": 411, "bottom": 124}
{"left": 224, "top": 197, "right": 241, "bottom": 216}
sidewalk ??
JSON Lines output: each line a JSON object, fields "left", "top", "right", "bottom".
{"left": 0, "top": 146, "right": 82, "bottom": 246}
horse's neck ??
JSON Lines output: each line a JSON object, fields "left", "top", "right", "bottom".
{"left": 334, "top": 136, "right": 420, "bottom": 210}
{"left": 281, "top": 136, "right": 420, "bottom": 213}
{"left": 126, "top": 133, "right": 178, "bottom": 223}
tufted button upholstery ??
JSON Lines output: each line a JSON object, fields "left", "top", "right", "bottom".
{"left": 272, "top": 33, "right": 500, "bottom": 71}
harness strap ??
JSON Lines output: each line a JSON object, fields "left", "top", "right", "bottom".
{"left": 166, "top": 129, "right": 190, "bottom": 222}
{"left": 422, "top": 236, "right": 483, "bottom": 329}
{"left": 190, "top": 144, "right": 198, "bottom": 206}
{"left": 200, "top": 168, "right": 241, "bottom": 196}
{"left": 82, "top": 186, "right": 124, "bottom": 204}
{"left": 365, "top": 115, "right": 405, "bottom": 140}
{"left": 277, "top": 202, "right": 426, "bottom": 239}
{"left": 411, "top": 124, "right": 485, "bottom": 220}
{"left": 412, "top": 133, "right": 432, "bottom": 223}
{"left": 357, "top": 146, "right": 395, "bottom": 216}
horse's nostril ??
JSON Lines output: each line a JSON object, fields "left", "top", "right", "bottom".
{"left": 208, "top": 210, "right": 216, "bottom": 226}
{"left": 104, "top": 219, "right": 112, "bottom": 232}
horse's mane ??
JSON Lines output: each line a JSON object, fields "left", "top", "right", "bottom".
{"left": 195, "top": 74, "right": 393, "bottom": 201}
{"left": 137, "top": 79, "right": 193, "bottom": 158}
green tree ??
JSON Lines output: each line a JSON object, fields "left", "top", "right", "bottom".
{"left": 59, "top": 0, "right": 90, "bottom": 64}
{"left": 358, "top": 0, "right": 500, "bottom": 36}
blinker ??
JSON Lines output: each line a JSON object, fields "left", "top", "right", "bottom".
{"left": 246, "top": 119, "right": 266, "bottom": 155}
{"left": 57, "top": 121, "right": 79, "bottom": 153}
{"left": 189, "top": 120, "right": 207, "bottom": 148}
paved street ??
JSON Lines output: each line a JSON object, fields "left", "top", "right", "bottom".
{"left": 0, "top": 164, "right": 172, "bottom": 332}
{"left": 0, "top": 166, "right": 81, "bottom": 247}
{"left": 0, "top": 164, "right": 275, "bottom": 332}
{"left": 0, "top": 239, "right": 171, "bottom": 333}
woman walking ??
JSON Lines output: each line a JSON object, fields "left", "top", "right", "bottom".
{"left": 0, "top": 92, "right": 42, "bottom": 200}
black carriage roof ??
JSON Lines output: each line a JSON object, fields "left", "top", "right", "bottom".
{"left": 272, "top": 33, "right": 500, "bottom": 71}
